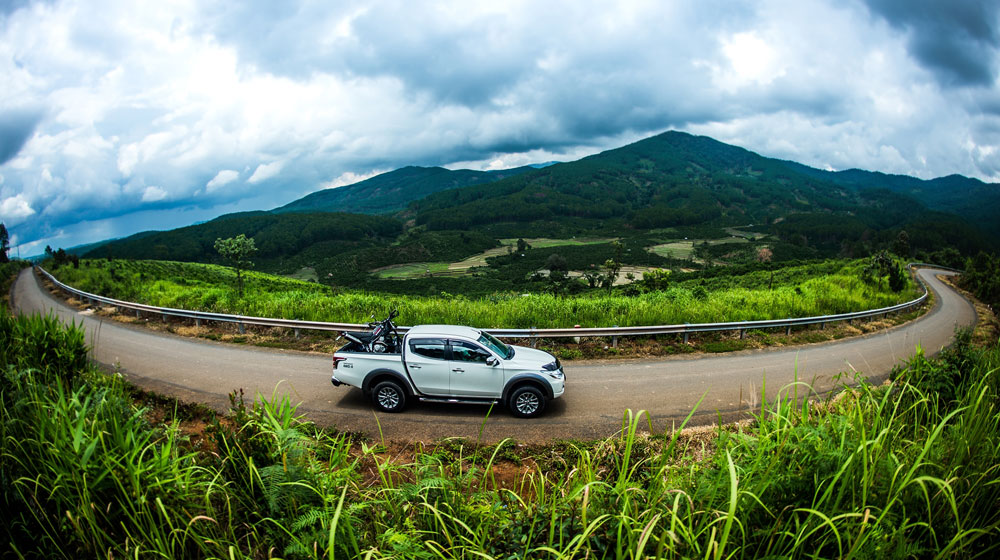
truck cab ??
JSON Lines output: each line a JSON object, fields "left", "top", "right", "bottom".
{"left": 331, "top": 324, "right": 565, "bottom": 418}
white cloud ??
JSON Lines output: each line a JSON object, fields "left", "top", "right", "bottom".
{"left": 247, "top": 161, "right": 285, "bottom": 184}
{"left": 321, "top": 169, "right": 384, "bottom": 189}
{"left": 0, "top": 194, "right": 35, "bottom": 223}
{"left": 141, "top": 185, "right": 168, "bottom": 202}
{"left": 714, "top": 31, "right": 785, "bottom": 92}
{"left": 206, "top": 169, "right": 239, "bottom": 191}
{"left": 0, "top": 0, "right": 996, "bottom": 252}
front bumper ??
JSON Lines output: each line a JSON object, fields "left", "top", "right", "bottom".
{"left": 550, "top": 373, "right": 565, "bottom": 399}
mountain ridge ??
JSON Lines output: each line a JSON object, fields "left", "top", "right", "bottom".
{"left": 273, "top": 164, "right": 536, "bottom": 215}
{"left": 83, "top": 131, "right": 996, "bottom": 286}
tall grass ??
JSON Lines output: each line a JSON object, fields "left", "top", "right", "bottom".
{"left": 49, "top": 258, "right": 917, "bottom": 328}
{"left": 3, "top": 292, "right": 999, "bottom": 557}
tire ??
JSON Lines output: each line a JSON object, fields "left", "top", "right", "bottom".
{"left": 372, "top": 380, "right": 407, "bottom": 413}
{"left": 509, "top": 385, "right": 546, "bottom": 418}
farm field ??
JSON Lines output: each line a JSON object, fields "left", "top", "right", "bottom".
{"left": 373, "top": 262, "right": 454, "bottom": 279}
{"left": 647, "top": 237, "right": 750, "bottom": 260}
{"left": 47, "top": 257, "right": 918, "bottom": 329}
{"left": 374, "top": 237, "right": 617, "bottom": 279}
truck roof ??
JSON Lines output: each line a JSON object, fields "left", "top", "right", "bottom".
{"left": 406, "top": 324, "right": 482, "bottom": 339}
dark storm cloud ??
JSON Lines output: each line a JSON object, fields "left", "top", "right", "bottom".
{"left": 0, "top": 107, "right": 42, "bottom": 165}
{"left": 864, "top": 0, "right": 1000, "bottom": 87}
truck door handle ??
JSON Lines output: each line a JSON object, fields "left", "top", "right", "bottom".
{"left": 452, "top": 368, "right": 464, "bottom": 373}
{"left": 408, "top": 364, "right": 421, "bottom": 369}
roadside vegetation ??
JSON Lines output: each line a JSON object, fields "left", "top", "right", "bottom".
{"left": 962, "top": 252, "right": 1000, "bottom": 310}
{"left": 3, "top": 276, "right": 999, "bottom": 557}
{"left": 46, "top": 257, "right": 918, "bottom": 329}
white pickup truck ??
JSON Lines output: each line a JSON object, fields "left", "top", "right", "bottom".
{"left": 331, "top": 324, "right": 565, "bottom": 418}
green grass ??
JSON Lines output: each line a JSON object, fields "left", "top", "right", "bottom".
{"left": 3, "top": 296, "right": 999, "bottom": 558}
{"left": 498, "top": 237, "right": 616, "bottom": 249}
{"left": 374, "top": 262, "right": 453, "bottom": 279}
{"left": 648, "top": 237, "right": 749, "bottom": 260}
{"left": 286, "top": 266, "right": 319, "bottom": 283}
{"left": 48, "top": 258, "right": 919, "bottom": 329}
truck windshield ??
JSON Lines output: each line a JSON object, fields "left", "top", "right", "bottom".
{"left": 477, "top": 332, "right": 514, "bottom": 360}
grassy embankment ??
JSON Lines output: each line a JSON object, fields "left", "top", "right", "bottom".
{"left": 3, "top": 265, "right": 999, "bottom": 557}
{"left": 48, "top": 258, "right": 917, "bottom": 330}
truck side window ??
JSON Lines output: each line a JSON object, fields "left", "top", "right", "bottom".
{"left": 450, "top": 340, "right": 491, "bottom": 363}
{"left": 409, "top": 338, "right": 447, "bottom": 360}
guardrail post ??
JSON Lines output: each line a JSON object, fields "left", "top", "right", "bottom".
{"left": 683, "top": 330, "right": 689, "bottom": 344}
{"left": 294, "top": 328, "right": 301, "bottom": 339}
{"left": 612, "top": 325, "right": 618, "bottom": 349}
{"left": 238, "top": 322, "right": 245, "bottom": 335}
{"left": 196, "top": 318, "right": 202, "bottom": 328}
{"left": 136, "top": 310, "right": 141, "bottom": 319}
{"left": 162, "top": 314, "right": 168, "bottom": 323}
{"left": 786, "top": 325, "right": 792, "bottom": 336}
{"left": 740, "top": 328, "right": 746, "bottom": 340}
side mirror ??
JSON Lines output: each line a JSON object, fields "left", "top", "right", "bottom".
{"left": 486, "top": 357, "right": 498, "bottom": 367}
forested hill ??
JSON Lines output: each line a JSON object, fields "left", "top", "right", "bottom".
{"left": 273, "top": 165, "right": 535, "bottom": 215}
{"left": 411, "top": 131, "right": 850, "bottom": 232}
{"left": 408, "top": 130, "right": 993, "bottom": 254}
{"left": 85, "top": 212, "right": 404, "bottom": 265}
{"left": 777, "top": 161, "right": 1000, "bottom": 239}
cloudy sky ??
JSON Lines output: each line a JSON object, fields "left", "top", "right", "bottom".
{"left": 2, "top": 0, "right": 999, "bottom": 255}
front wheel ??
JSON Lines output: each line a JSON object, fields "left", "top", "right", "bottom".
{"left": 372, "top": 380, "right": 407, "bottom": 413}
{"left": 509, "top": 385, "right": 546, "bottom": 418}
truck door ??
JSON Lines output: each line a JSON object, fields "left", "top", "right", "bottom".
{"left": 448, "top": 340, "right": 503, "bottom": 398}
{"left": 405, "top": 338, "right": 451, "bottom": 395}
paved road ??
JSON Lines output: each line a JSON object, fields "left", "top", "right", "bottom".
{"left": 12, "top": 267, "right": 975, "bottom": 443}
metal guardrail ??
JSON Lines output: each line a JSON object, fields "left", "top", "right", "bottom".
{"left": 36, "top": 263, "right": 945, "bottom": 344}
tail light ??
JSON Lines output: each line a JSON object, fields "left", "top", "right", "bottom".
{"left": 333, "top": 356, "right": 347, "bottom": 369}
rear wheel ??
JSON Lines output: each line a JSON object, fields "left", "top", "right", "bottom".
{"left": 509, "top": 385, "right": 546, "bottom": 418}
{"left": 372, "top": 380, "right": 407, "bottom": 413}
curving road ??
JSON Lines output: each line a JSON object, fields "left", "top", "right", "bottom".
{"left": 12, "top": 267, "right": 976, "bottom": 443}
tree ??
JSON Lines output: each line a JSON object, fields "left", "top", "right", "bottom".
{"left": 545, "top": 253, "right": 570, "bottom": 296}
{"left": 887, "top": 262, "right": 907, "bottom": 293}
{"left": 891, "top": 230, "right": 911, "bottom": 258}
{"left": 0, "top": 223, "right": 9, "bottom": 263}
{"left": 517, "top": 238, "right": 531, "bottom": 254}
{"left": 601, "top": 240, "right": 624, "bottom": 293}
{"left": 215, "top": 234, "right": 257, "bottom": 297}
{"left": 756, "top": 246, "right": 774, "bottom": 290}
{"left": 582, "top": 264, "right": 601, "bottom": 288}
{"left": 862, "top": 250, "right": 896, "bottom": 291}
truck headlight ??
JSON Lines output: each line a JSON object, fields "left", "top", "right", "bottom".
{"left": 546, "top": 369, "right": 564, "bottom": 381}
